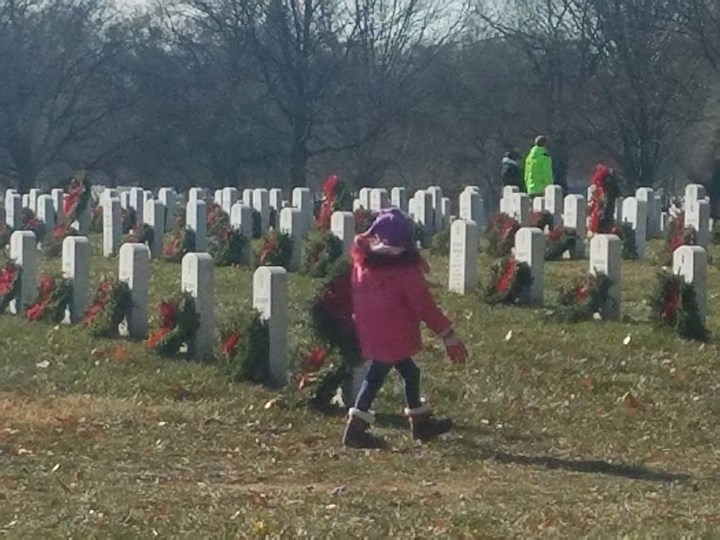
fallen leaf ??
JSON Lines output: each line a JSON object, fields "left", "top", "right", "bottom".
{"left": 264, "top": 397, "right": 283, "bottom": 410}
{"left": 623, "top": 391, "right": 641, "bottom": 411}
{"left": 623, "top": 334, "right": 632, "bottom": 346}
{"left": 505, "top": 330, "right": 513, "bottom": 342}
{"left": 36, "top": 361, "right": 50, "bottom": 369}
{"left": 112, "top": 346, "right": 129, "bottom": 361}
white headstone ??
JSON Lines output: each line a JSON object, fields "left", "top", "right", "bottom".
{"left": 448, "top": 220, "right": 478, "bottom": 295}
{"left": 5, "top": 192, "right": 21, "bottom": 228}
{"left": 353, "top": 198, "right": 362, "bottom": 212}
{"left": 242, "top": 188, "right": 254, "bottom": 207}
{"left": 358, "top": 188, "right": 371, "bottom": 209}
{"left": 182, "top": 252, "right": 215, "bottom": 360}
{"left": 9, "top": 231, "right": 37, "bottom": 314}
{"left": 129, "top": 187, "right": 145, "bottom": 225}
{"left": 614, "top": 196, "right": 624, "bottom": 225}
{"left": 269, "top": 188, "right": 283, "bottom": 212}
{"left": 685, "top": 184, "right": 706, "bottom": 206}
{"left": 427, "top": 186, "right": 443, "bottom": 233}
{"left": 230, "top": 202, "right": 253, "bottom": 266}
{"left": 532, "top": 197, "right": 545, "bottom": 213}
{"left": 369, "top": 188, "right": 389, "bottom": 212}
{"left": 51, "top": 189, "right": 65, "bottom": 224}
{"left": 214, "top": 189, "right": 223, "bottom": 206}
{"left": 186, "top": 200, "right": 207, "bottom": 252}
{"left": 103, "top": 197, "right": 122, "bottom": 257}
{"left": 439, "top": 197, "right": 452, "bottom": 230}
{"left": 563, "top": 195, "right": 586, "bottom": 258}
{"left": 120, "top": 191, "right": 131, "bottom": 211}
{"left": 391, "top": 187, "right": 408, "bottom": 212}
{"left": 501, "top": 185, "right": 519, "bottom": 213}
{"left": 144, "top": 190, "right": 153, "bottom": 205}
{"left": 408, "top": 198, "right": 417, "bottom": 219}
{"left": 413, "top": 190, "right": 434, "bottom": 245}
{"left": 158, "top": 188, "right": 177, "bottom": 231}
{"left": 21, "top": 194, "right": 29, "bottom": 209}
{"left": 253, "top": 188, "right": 271, "bottom": 233}
{"left": 622, "top": 197, "right": 647, "bottom": 258}
{"left": 589, "top": 234, "right": 621, "bottom": 320}
{"left": 331, "top": 211, "right": 355, "bottom": 254}
{"left": 222, "top": 187, "right": 239, "bottom": 216}
{"left": 144, "top": 199, "right": 165, "bottom": 258}
{"left": 188, "top": 187, "right": 205, "bottom": 204}
{"left": 291, "top": 187, "right": 313, "bottom": 236}
{"left": 119, "top": 243, "right": 150, "bottom": 338}
{"left": 459, "top": 189, "right": 484, "bottom": 233}
{"left": 508, "top": 193, "right": 530, "bottom": 226}
{"left": 673, "top": 245, "right": 708, "bottom": 322}
{"left": 685, "top": 198, "right": 710, "bottom": 251}
{"left": 36, "top": 194, "right": 56, "bottom": 231}
{"left": 636, "top": 187, "right": 658, "bottom": 239}
{"left": 515, "top": 227, "right": 544, "bottom": 305}
{"left": 279, "top": 207, "right": 303, "bottom": 270}
{"left": 28, "top": 188, "right": 41, "bottom": 213}
{"left": 544, "top": 185, "right": 563, "bottom": 227}
{"left": 62, "top": 236, "right": 90, "bottom": 324}
{"left": 253, "top": 266, "right": 288, "bottom": 386}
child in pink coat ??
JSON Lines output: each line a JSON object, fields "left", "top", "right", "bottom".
{"left": 343, "top": 208, "right": 468, "bottom": 448}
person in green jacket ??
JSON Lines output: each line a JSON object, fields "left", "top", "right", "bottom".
{"left": 524, "top": 136, "right": 554, "bottom": 197}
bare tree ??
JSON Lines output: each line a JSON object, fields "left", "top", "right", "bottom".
{"left": 0, "top": 0, "right": 128, "bottom": 190}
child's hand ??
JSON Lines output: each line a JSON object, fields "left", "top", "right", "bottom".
{"left": 443, "top": 331, "right": 468, "bottom": 364}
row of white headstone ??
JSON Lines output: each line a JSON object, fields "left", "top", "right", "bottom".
{"left": 447, "top": 221, "right": 708, "bottom": 323}
{"left": 7, "top": 230, "right": 291, "bottom": 385}
{"left": 497, "top": 183, "right": 713, "bottom": 260}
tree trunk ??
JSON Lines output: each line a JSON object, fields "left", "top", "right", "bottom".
{"left": 289, "top": 137, "right": 308, "bottom": 188}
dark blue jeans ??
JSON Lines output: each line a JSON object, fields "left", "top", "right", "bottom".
{"left": 354, "top": 358, "right": 422, "bottom": 412}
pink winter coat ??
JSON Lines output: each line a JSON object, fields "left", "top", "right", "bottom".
{"left": 352, "top": 256, "right": 452, "bottom": 363}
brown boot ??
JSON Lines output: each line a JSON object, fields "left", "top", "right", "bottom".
{"left": 406, "top": 404, "right": 453, "bottom": 442}
{"left": 342, "top": 409, "right": 386, "bottom": 449}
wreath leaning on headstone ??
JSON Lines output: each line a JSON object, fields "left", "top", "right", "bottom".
{"left": 298, "top": 257, "right": 364, "bottom": 410}
{"left": 649, "top": 271, "right": 708, "bottom": 342}
{"left": 301, "top": 229, "right": 344, "bottom": 278}
{"left": 83, "top": 277, "right": 134, "bottom": 338}
{"left": 554, "top": 271, "right": 613, "bottom": 322}
{"left": 484, "top": 256, "right": 532, "bottom": 306}
{"left": 220, "top": 311, "right": 271, "bottom": 384}
{"left": 486, "top": 212, "right": 521, "bottom": 258}
{"left": 663, "top": 211, "right": 696, "bottom": 265}
{"left": 146, "top": 292, "right": 200, "bottom": 357}
{"left": 257, "top": 230, "right": 293, "bottom": 268}
{"left": 545, "top": 226, "right": 578, "bottom": 261}
{"left": 26, "top": 273, "right": 73, "bottom": 323}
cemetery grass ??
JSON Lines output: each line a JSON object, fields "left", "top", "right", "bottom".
{"left": 2, "top": 238, "right": 720, "bottom": 537}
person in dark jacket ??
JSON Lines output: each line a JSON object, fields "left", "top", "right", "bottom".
{"left": 501, "top": 151, "right": 523, "bottom": 190}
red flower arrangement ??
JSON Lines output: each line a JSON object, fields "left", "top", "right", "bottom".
{"left": 588, "top": 165, "right": 620, "bottom": 235}
{"left": 484, "top": 257, "right": 532, "bottom": 305}
{"left": 650, "top": 272, "right": 708, "bottom": 341}
{"left": 0, "top": 262, "right": 21, "bottom": 313}
{"left": 83, "top": 278, "right": 133, "bottom": 338}
{"left": 26, "top": 273, "right": 73, "bottom": 323}
{"left": 486, "top": 212, "right": 521, "bottom": 258}
{"left": 146, "top": 293, "right": 199, "bottom": 357}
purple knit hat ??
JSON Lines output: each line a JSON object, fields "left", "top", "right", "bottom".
{"left": 365, "top": 207, "right": 415, "bottom": 251}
